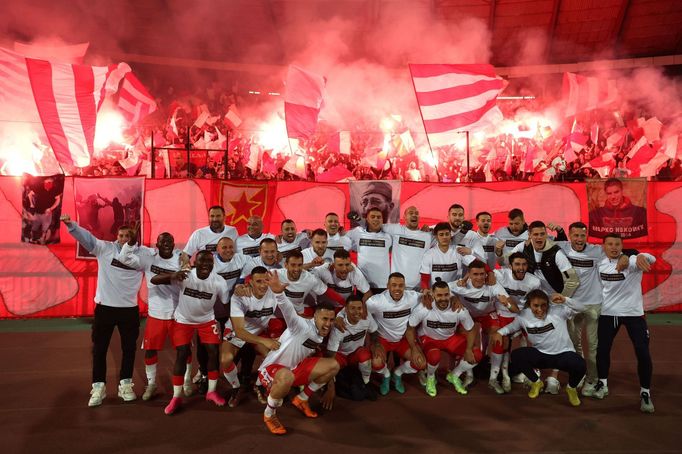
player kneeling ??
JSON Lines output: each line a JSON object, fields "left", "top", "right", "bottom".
{"left": 493, "top": 289, "right": 586, "bottom": 407}
{"left": 407, "top": 281, "right": 482, "bottom": 397}
{"left": 257, "top": 272, "right": 339, "bottom": 435}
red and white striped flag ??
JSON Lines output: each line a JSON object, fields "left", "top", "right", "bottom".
{"left": 116, "top": 72, "right": 157, "bottom": 125}
{"left": 563, "top": 72, "right": 618, "bottom": 117}
{"left": 284, "top": 65, "right": 325, "bottom": 139}
{"left": 409, "top": 64, "right": 505, "bottom": 148}
{"left": 14, "top": 41, "right": 90, "bottom": 64}
{"left": 0, "top": 47, "right": 110, "bottom": 168}
{"left": 224, "top": 104, "right": 242, "bottom": 129}
{"left": 583, "top": 153, "right": 614, "bottom": 177}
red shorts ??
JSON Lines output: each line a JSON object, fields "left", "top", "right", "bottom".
{"left": 143, "top": 316, "right": 173, "bottom": 351}
{"left": 420, "top": 334, "right": 467, "bottom": 357}
{"left": 335, "top": 347, "right": 371, "bottom": 368}
{"left": 267, "top": 318, "right": 286, "bottom": 339}
{"left": 171, "top": 320, "right": 220, "bottom": 347}
{"left": 377, "top": 337, "right": 411, "bottom": 357}
{"left": 474, "top": 312, "right": 500, "bottom": 332}
{"left": 498, "top": 315, "right": 516, "bottom": 328}
{"left": 259, "top": 357, "right": 320, "bottom": 390}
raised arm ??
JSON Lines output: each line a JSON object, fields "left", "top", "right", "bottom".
{"left": 60, "top": 214, "right": 98, "bottom": 253}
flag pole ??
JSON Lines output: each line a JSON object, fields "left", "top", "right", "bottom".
{"left": 151, "top": 132, "right": 155, "bottom": 179}
{"left": 408, "top": 64, "right": 440, "bottom": 183}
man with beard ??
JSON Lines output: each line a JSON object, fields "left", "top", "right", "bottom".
{"left": 277, "top": 219, "right": 311, "bottom": 261}
{"left": 383, "top": 206, "right": 432, "bottom": 290}
{"left": 324, "top": 212, "right": 352, "bottom": 252}
{"left": 346, "top": 207, "right": 393, "bottom": 293}
{"left": 151, "top": 250, "right": 230, "bottom": 415}
{"left": 182, "top": 205, "right": 238, "bottom": 267}
{"left": 258, "top": 272, "right": 339, "bottom": 435}
{"left": 313, "top": 248, "right": 372, "bottom": 307}
{"left": 302, "top": 229, "right": 335, "bottom": 270}
{"left": 494, "top": 208, "right": 528, "bottom": 261}
{"left": 459, "top": 211, "right": 498, "bottom": 269}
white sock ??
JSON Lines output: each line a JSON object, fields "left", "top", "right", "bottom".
{"left": 265, "top": 395, "right": 283, "bottom": 417}
{"left": 223, "top": 366, "right": 240, "bottom": 388}
{"left": 376, "top": 365, "right": 390, "bottom": 378}
{"left": 452, "top": 361, "right": 476, "bottom": 376}
{"left": 501, "top": 353, "right": 510, "bottom": 378}
{"left": 599, "top": 378, "right": 608, "bottom": 387}
{"left": 358, "top": 361, "right": 372, "bottom": 384}
{"left": 145, "top": 363, "right": 157, "bottom": 385}
{"left": 466, "top": 369, "right": 474, "bottom": 378}
{"left": 490, "top": 352, "right": 503, "bottom": 380}
{"left": 394, "top": 361, "right": 417, "bottom": 377}
{"left": 173, "top": 385, "right": 183, "bottom": 398}
{"left": 184, "top": 364, "right": 192, "bottom": 384}
{"left": 208, "top": 378, "right": 217, "bottom": 393}
{"left": 640, "top": 387, "right": 650, "bottom": 395}
{"left": 427, "top": 363, "right": 439, "bottom": 378}
{"left": 297, "top": 381, "right": 324, "bottom": 401}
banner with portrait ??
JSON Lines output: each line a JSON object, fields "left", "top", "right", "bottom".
{"left": 349, "top": 180, "right": 401, "bottom": 227}
{"left": 21, "top": 174, "right": 65, "bottom": 245}
{"left": 73, "top": 177, "right": 145, "bottom": 258}
{"left": 587, "top": 178, "right": 648, "bottom": 239}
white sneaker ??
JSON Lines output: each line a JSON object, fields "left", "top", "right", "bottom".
{"left": 463, "top": 373, "right": 475, "bottom": 389}
{"left": 581, "top": 381, "right": 597, "bottom": 397}
{"left": 640, "top": 392, "right": 655, "bottom": 413}
{"left": 512, "top": 373, "right": 526, "bottom": 384}
{"left": 502, "top": 375, "right": 512, "bottom": 393}
{"left": 142, "top": 383, "right": 157, "bottom": 401}
{"left": 488, "top": 379, "right": 505, "bottom": 395}
{"left": 118, "top": 379, "right": 137, "bottom": 402}
{"left": 88, "top": 382, "right": 106, "bottom": 407}
{"left": 545, "top": 376, "right": 560, "bottom": 395}
{"left": 592, "top": 381, "right": 609, "bottom": 399}
{"left": 192, "top": 370, "right": 203, "bottom": 384}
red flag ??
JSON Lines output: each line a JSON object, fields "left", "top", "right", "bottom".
{"left": 563, "top": 72, "right": 618, "bottom": 117}
{"left": 409, "top": 64, "right": 505, "bottom": 147}
{"left": 590, "top": 123, "right": 599, "bottom": 145}
{"left": 626, "top": 118, "right": 644, "bottom": 141}
{"left": 14, "top": 41, "right": 89, "bottom": 64}
{"left": 606, "top": 127, "right": 626, "bottom": 148}
{"left": 0, "top": 47, "right": 111, "bottom": 168}
{"left": 316, "top": 164, "right": 353, "bottom": 182}
{"left": 224, "top": 104, "right": 242, "bottom": 129}
{"left": 583, "top": 152, "right": 614, "bottom": 177}
{"left": 327, "top": 131, "right": 351, "bottom": 155}
{"left": 284, "top": 65, "right": 325, "bottom": 139}
{"left": 116, "top": 72, "right": 157, "bottom": 125}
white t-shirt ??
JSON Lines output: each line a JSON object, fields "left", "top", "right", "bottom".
{"left": 409, "top": 303, "right": 474, "bottom": 340}
{"left": 240, "top": 256, "right": 282, "bottom": 278}
{"left": 213, "top": 253, "right": 250, "bottom": 298}
{"left": 327, "top": 309, "right": 377, "bottom": 356}
{"left": 494, "top": 226, "right": 528, "bottom": 256}
{"left": 277, "top": 232, "right": 310, "bottom": 260}
{"left": 449, "top": 282, "right": 509, "bottom": 318}
{"left": 498, "top": 301, "right": 582, "bottom": 355}
{"left": 420, "top": 245, "right": 475, "bottom": 286}
{"left": 302, "top": 246, "right": 334, "bottom": 268}
{"left": 383, "top": 224, "right": 432, "bottom": 288}
{"left": 173, "top": 269, "right": 230, "bottom": 325}
{"left": 347, "top": 227, "right": 393, "bottom": 289}
{"left": 365, "top": 290, "right": 421, "bottom": 342}
{"left": 327, "top": 232, "right": 352, "bottom": 252}
{"left": 556, "top": 242, "right": 604, "bottom": 306}
{"left": 184, "top": 225, "right": 238, "bottom": 255}
{"left": 599, "top": 253, "right": 655, "bottom": 317}
{"left": 461, "top": 230, "right": 498, "bottom": 269}
{"left": 493, "top": 268, "right": 542, "bottom": 317}
{"left": 276, "top": 268, "right": 328, "bottom": 314}
{"left": 313, "top": 263, "right": 371, "bottom": 306}
{"left": 259, "top": 295, "right": 324, "bottom": 371}
{"left": 119, "top": 243, "right": 182, "bottom": 319}
{"left": 236, "top": 233, "right": 275, "bottom": 257}
{"left": 230, "top": 288, "right": 282, "bottom": 335}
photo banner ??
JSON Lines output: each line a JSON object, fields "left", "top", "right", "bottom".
{"left": 349, "top": 180, "right": 401, "bottom": 227}
{"left": 587, "top": 178, "right": 648, "bottom": 239}
{"left": 21, "top": 174, "right": 65, "bottom": 245}
{"left": 73, "top": 177, "right": 145, "bottom": 258}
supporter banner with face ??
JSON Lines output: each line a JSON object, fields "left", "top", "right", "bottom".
{"left": 349, "top": 180, "right": 400, "bottom": 226}
{"left": 74, "top": 177, "right": 145, "bottom": 258}
{"left": 21, "top": 174, "right": 65, "bottom": 245}
{"left": 587, "top": 178, "right": 647, "bottom": 239}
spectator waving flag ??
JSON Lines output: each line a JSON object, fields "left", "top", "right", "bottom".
{"left": 284, "top": 65, "right": 326, "bottom": 139}
{"left": 409, "top": 64, "right": 505, "bottom": 148}
{"left": 563, "top": 72, "right": 618, "bottom": 117}
{"left": 0, "top": 47, "right": 111, "bottom": 168}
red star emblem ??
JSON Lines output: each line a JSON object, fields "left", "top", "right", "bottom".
{"left": 226, "top": 191, "right": 262, "bottom": 226}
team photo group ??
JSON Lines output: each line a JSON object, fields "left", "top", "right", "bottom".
{"left": 60, "top": 178, "right": 657, "bottom": 435}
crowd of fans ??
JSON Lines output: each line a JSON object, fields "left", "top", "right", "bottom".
{"left": 5, "top": 81, "right": 682, "bottom": 182}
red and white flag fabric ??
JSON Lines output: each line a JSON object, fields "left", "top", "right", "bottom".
{"left": 14, "top": 41, "right": 89, "bottom": 64}
{"left": 606, "top": 127, "right": 627, "bottom": 148}
{"left": 224, "top": 104, "right": 242, "bottom": 129}
{"left": 116, "top": 72, "right": 157, "bottom": 125}
{"left": 284, "top": 65, "right": 326, "bottom": 139}
{"left": 664, "top": 135, "right": 679, "bottom": 159}
{"left": 0, "top": 47, "right": 110, "bottom": 168}
{"left": 328, "top": 131, "right": 351, "bottom": 155}
{"left": 409, "top": 64, "right": 505, "bottom": 148}
{"left": 583, "top": 153, "right": 614, "bottom": 177}
{"left": 562, "top": 72, "right": 618, "bottom": 117}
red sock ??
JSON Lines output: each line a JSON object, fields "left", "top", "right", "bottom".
{"left": 144, "top": 355, "right": 158, "bottom": 366}
{"left": 207, "top": 370, "right": 219, "bottom": 380}
{"left": 172, "top": 375, "right": 184, "bottom": 386}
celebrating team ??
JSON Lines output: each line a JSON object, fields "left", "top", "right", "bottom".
{"left": 60, "top": 191, "right": 657, "bottom": 435}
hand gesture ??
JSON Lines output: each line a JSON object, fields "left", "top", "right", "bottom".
{"left": 451, "top": 295, "right": 464, "bottom": 312}
{"left": 420, "top": 289, "right": 433, "bottom": 309}
{"left": 410, "top": 346, "right": 426, "bottom": 370}
{"left": 456, "top": 246, "right": 472, "bottom": 256}
{"left": 547, "top": 222, "right": 561, "bottom": 231}
{"left": 490, "top": 331, "right": 503, "bottom": 349}
{"left": 172, "top": 270, "right": 189, "bottom": 282}
{"left": 266, "top": 271, "right": 288, "bottom": 293}
{"left": 60, "top": 214, "right": 72, "bottom": 224}
{"left": 321, "top": 382, "right": 335, "bottom": 411}
{"left": 486, "top": 271, "right": 497, "bottom": 286}
{"left": 615, "top": 254, "right": 630, "bottom": 272}
{"left": 234, "top": 284, "right": 253, "bottom": 297}
{"left": 550, "top": 293, "right": 566, "bottom": 304}
{"left": 262, "top": 338, "right": 281, "bottom": 351}
{"left": 635, "top": 254, "right": 652, "bottom": 272}
{"left": 334, "top": 316, "right": 347, "bottom": 333}
{"left": 463, "top": 348, "right": 476, "bottom": 365}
